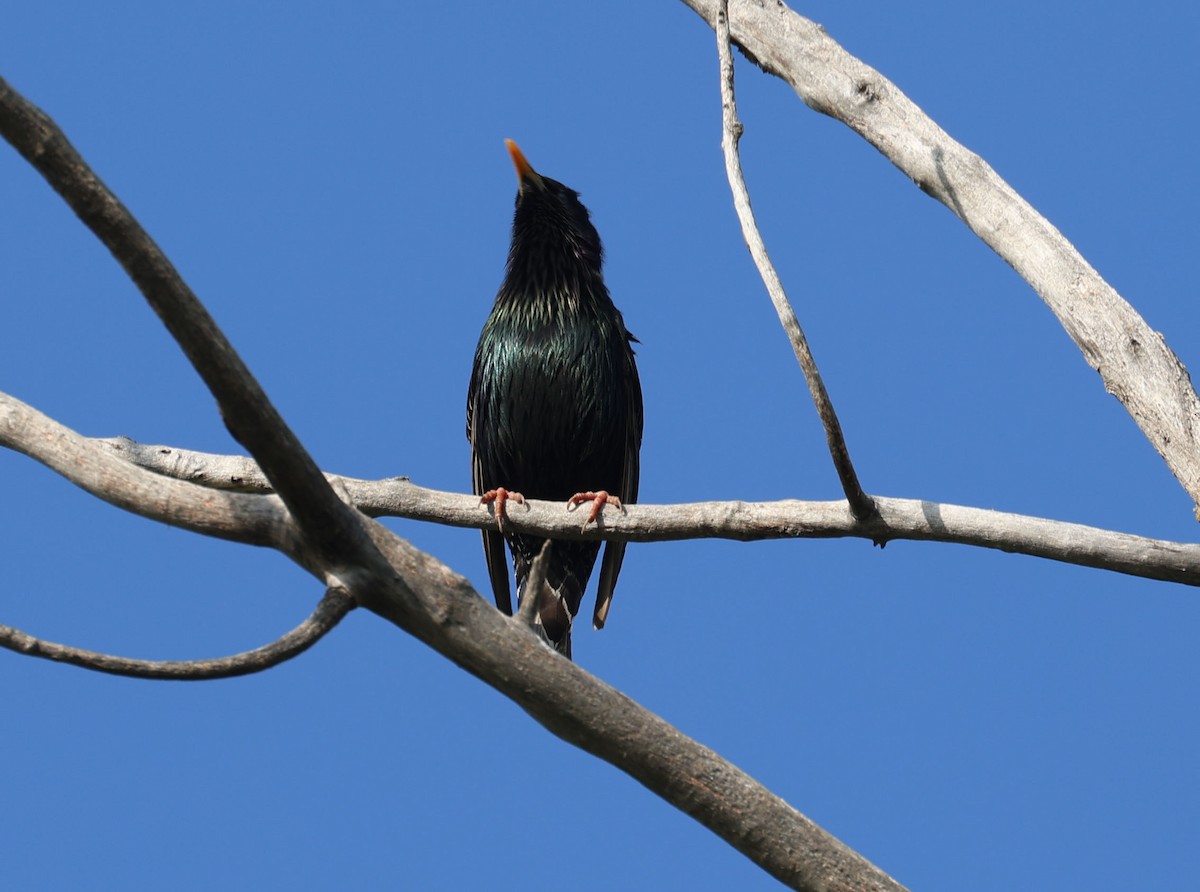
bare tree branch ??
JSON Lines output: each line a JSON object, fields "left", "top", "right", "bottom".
{"left": 681, "top": 0, "right": 1200, "bottom": 518}
{"left": 100, "top": 436, "right": 270, "bottom": 493}
{"left": 0, "top": 393, "right": 290, "bottom": 550}
{"left": 5, "top": 391, "right": 905, "bottom": 889}
{"left": 354, "top": 521, "right": 911, "bottom": 892}
{"left": 88, "top": 431, "right": 1200, "bottom": 589}
{"left": 8, "top": 386, "right": 1199, "bottom": 600}
{"left": 2, "top": 4, "right": 1192, "bottom": 884}
{"left": 0, "top": 587, "right": 356, "bottom": 680}
{"left": 714, "top": 0, "right": 876, "bottom": 525}
{"left": 0, "top": 76, "right": 905, "bottom": 890}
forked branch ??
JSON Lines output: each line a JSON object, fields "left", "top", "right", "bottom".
{"left": 683, "top": 0, "right": 1200, "bottom": 516}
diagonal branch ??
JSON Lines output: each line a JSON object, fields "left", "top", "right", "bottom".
{"left": 355, "top": 521, "right": 912, "bottom": 892}
{"left": 715, "top": 0, "right": 876, "bottom": 525}
{"left": 1, "top": 391, "right": 904, "bottom": 890}
{"left": 0, "top": 75, "right": 377, "bottom": 574}
{"left": 681, "top": 0, "right": 1200, "bottom": 516}
{"left": 0, "top": 587, "right": 355, "bottom": 680}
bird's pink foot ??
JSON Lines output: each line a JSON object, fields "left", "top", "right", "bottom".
{"left": 567, "top": 490, "right": 623, "bottom": 526}
{"left": 480, "top": 487, "right": 525, "bottom": 533}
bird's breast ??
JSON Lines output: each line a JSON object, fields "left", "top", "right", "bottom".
{"left": 474, "top": 309, "right": 629, "bottom": 499}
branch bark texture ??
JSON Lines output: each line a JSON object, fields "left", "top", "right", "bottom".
{"left": 90, "top": 432, "right": 1200, "bottom": 590}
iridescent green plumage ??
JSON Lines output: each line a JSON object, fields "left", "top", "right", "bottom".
{"left": 466, "top": 141, "right": 642, "bottom": 658}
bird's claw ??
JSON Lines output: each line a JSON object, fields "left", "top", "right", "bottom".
{"left": 480, "top": 487, "right": 525, "bottom": 533}
{"left": 567, "top": 490, "right": 623, "bottom": 529}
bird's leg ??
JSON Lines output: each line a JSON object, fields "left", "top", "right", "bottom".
{"left": 479, "top": 487, "right": 526, "bottom": 533}
{"left": 567, "top": 490, "right": 623, "bottom": 527}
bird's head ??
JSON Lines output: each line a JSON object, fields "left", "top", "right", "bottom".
{"left": 505, "top": 139, "right": 604, "bottom": 276}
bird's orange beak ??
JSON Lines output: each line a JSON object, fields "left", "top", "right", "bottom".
{"left": 505, "top": 139, "right": 542, "bottom": 188}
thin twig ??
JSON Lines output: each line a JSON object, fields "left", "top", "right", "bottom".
{"left": 715, "top": 1, "right": 877, "bottom": 526}
{"left": 0, "top": 587, "right": 355, "bottom": 680}
{"left": 516, "top": 540, "right": 554, "bottom": 629}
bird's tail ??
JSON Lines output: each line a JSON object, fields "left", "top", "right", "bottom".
{"left": 530, "top": 578, "right": 572, "bottom": 660}
{"left": 513, "top": 536, "right": 600, "bottom": 660}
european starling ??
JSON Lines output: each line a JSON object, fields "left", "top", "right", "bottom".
{"left": 467, "top": 140, "right": 643, "bottom": 658}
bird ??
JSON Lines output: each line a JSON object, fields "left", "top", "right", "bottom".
{"left": 467, "top": 140, "right": 643, "bottom": 659}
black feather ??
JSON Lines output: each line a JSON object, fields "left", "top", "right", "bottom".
{"left": 467, "top": 142, "right": 643, "bottom": 657}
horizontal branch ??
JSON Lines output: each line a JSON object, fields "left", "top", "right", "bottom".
{"left": 680, "top": 0, "right": 1200, "bottom": 516}
{"left": 98, "top": 434, "right": 1200, "bottom": 589}
{"left": 0, "top": 587, "right": 355, "bottom": 680}
{"left": 0, "top": 393, "right": 291, "bottom": 551}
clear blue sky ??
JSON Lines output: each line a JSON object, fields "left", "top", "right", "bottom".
{"left": 2, "top": 3, "right": 1197, "bottom": 889}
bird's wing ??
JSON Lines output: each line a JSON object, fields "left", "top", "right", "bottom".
{"left": 469, "top": 370, "right": 514, "bottom": 616}
{"left": 482, "top": 529, "right": 513, "bottom": 616}
{"left": 472, "top": 445, "right": 514, "bottom": 616}
{"left": 593, "top": 338, "right": 643, "bottom": 630}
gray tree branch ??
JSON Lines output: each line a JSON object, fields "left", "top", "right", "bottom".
{"left": 0, "top": 74, "right": 902, "bottom": 892}
{"left": 0, "top": 394, "right": 290, "bottom": 550}
{"left": 680, "top": 0, "right": 1200, "bottom": 517}
{"left": 92, "top": 430, "right": 1200, "bottom": 589}
{"left": 3, "top": 7, "right": 1192, "bottom": 884}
